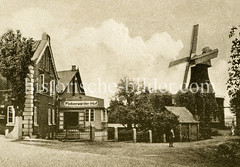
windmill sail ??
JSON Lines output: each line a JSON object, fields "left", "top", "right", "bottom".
{"left": 190, "top": 24, "right": 199, "bottom": 55}
{"left": 182, "top": 24, "right": 199, "bottom": 89}
{"left": 169, "top": 57, "right": 189, "bottom": 68}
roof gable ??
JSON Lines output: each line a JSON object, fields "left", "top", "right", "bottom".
{"left": 31, "top": 33, "right": 58, "bottom": 79}
{"left": 165, "top": 106, "right": 199, "bottom": 123}
{"left": 57, "top": 69, "right": 85, "bottom": 94}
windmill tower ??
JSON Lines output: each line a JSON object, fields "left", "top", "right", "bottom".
{"left": 169, "top": 25, "right": 219, "bottom": 138}
{"left": 169, "top": 24, "right": 218, "bottom": 91}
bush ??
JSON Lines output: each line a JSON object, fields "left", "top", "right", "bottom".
{"left": 137, "top": 129, "right": 149, "bottom": 142}
{"left": 118, "top": 128, "right": 133, "bottom": 141}
{"left": 211, "top": 128, "right": 219, "bottom": 136}
{"left": 107, "top": 127, "right": 114, "bottom": 140}
{"left": 217, "top": 141, "right": 240, "bottom": 166}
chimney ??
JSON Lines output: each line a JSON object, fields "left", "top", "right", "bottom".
{"left": 42, "top": 32, "right": 50, "bottom": 40}
{"left": 72, "top": 65, "right": 77, "bottom": 71}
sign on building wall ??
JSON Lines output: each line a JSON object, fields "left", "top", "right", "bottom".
{"left": 64, "top": 101, "right": 98, "bottom": 107}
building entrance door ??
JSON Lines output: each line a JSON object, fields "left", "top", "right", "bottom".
{"left": 64, "top": 112, "right": 78, "bottom": 129}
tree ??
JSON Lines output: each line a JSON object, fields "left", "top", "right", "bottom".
{"left": 175, "top": 90, "right": 196, "bottom": 115}
{"left": 175, "top": 90, "right": 218, "bottom": 118}
{"left": 108, "top": 78, "right": 179, "bottom": 133}
{"left": 0, "top": 73, "right": 7, "bottom": 103}
{"left": 108, "top": 78, "right": 138, "bottom": 128}
{"left": 227, "top": 26, "right": 240, "bottom": 133}
{"left": 0, "top": 30, "right": 34, "bottom": 112}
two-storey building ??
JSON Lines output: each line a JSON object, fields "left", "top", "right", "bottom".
{"left": 1, "top": 33, "right": 108, "bottom": 140}
{"left": 23, "top": 33, "right": 58, "bottom": 138}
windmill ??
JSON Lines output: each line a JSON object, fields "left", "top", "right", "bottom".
{"left": 169, "top": 24, "right": 218, "bottom": 91}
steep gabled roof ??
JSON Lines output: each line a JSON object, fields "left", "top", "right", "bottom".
{"left": 31, "top": 33, "right": 58, "bottom": 79}
{"left": 58, "top": 70, "right": 77, "bottom": 85}
{"left": 57, "top": 69, "right": 85, "bottom": 93}
{"left": 165, "top": 106, "right": 199, "bottom": 123}
{"left": 32, "top": 40, "right": 41, "bottom": 53}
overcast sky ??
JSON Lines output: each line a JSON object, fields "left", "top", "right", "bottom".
{"left": 0, "top": 0, "right": 238, "bottom": 115}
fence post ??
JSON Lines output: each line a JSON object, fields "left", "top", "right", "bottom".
{"left": 133, "top": 128, "right": 136, "bottom": 143}
{"left": 149, "top": 130, "right": 152, "bottom": 143}
{"left": 5, "top": 129, "right": 9, "bottom": 136}
{"left": 180, "top": 124, "right": 182, "bottom": 142}
{"left": 114, "top": 127, "right": 118, "bottom": 142}
{"left": 90, "top": 125, "right": 95, "bottom": 141}
{"left": 163, "top": 133, "right": 166, "bottom": 143}
{"left": 197, "top": 123, "right": 199, "bottom": 140}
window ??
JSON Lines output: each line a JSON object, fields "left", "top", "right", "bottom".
{"left": 34, "top": 107, "right": 38, "bottom": 126}
{"left": 50, "top": 80, "right": 55, "bottom": 96}
{"left": 48, "top": 109, "right": 52, "bottom": 125}
{"left": 7, "top": 106, "right": 15, "bottom": 125}
{"left": 85, "top": 110, "right": 89, "bottom": 122}
{"left": 52, "top": 109, "right": 55, "bottom": 125}
{"left": 90, "top": 110, "right": 94, "bottom": 121}
{"left": 85, "top": 109, "right": 94, "bottom": 122}
{"left": 101, "top": 110, "right": 108, "bottom": 122}
{"left": 39, "top": 74, "right": 45, "bottom": 92}
{"left": 48, "top": 57, "right": 51, "bottom": 72}
{"left": 45, "top": 54, "right": 49, "bottom": 71}
{"left": 41, "top": 54, "right": 45, "bottom": 69}
{"left": 72, "top": 77, "right": 76, "bottom": 96}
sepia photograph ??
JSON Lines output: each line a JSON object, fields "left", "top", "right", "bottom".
{"left": 0, "top": 0, "right": 240, "bottom": 166}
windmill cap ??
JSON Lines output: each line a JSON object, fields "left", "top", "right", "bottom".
{"left": 193, "top": 47, "right": 212, "bottom": 67}
{"left": 202, "top": 47, "right": 212, "bottom": 53}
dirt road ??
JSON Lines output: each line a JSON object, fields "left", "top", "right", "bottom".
{"left": 0, "top": 134, "right": 239, "bottom": 167}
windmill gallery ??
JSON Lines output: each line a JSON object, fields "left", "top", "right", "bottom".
{"left": 0, "top": 25, "right": 224, "bottom": 141}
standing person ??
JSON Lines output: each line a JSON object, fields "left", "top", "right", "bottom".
{"left": 169, "top": 129, "right": 175, "bottom": 147}
{"left": 231, "top": 119, "right": 235, "bottom": 136}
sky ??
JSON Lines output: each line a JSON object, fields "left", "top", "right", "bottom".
{"left": 0, "top": 0, "right": 239, "bottom": 116}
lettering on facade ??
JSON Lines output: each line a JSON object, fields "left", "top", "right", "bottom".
{"left": 64, "top": 101, "right": 98, "bottom": 107}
